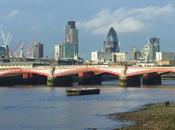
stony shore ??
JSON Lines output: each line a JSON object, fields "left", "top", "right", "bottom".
{"left": 109, "top": 102, "right": 175, "bottom": 130}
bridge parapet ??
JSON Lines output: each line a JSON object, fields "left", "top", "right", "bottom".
{"left": 0, "top": 64, "right": 33, "bottom": 70}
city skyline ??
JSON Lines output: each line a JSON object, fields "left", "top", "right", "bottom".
{"left": 0, "top": 0, "right": 175, "bottom": 58}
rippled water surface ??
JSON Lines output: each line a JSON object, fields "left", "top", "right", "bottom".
{"left": 0, "top": 80, "right": 175, "bottom": 130}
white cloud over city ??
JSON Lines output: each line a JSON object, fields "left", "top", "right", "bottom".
{"left": 78, "top": 4, "right": 175, "bottom": 35}
{"left": 7, "top": 9, "right": 20, "bottom": 19}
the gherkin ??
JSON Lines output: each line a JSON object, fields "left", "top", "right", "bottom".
{"left": 104, "top": 27, "right": 119, "bottom": 53}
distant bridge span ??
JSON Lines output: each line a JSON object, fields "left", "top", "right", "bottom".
{"left": 0, "top": 65, "right": 175, "bottom": 78}
{"left": 127, "top": 67, "right": 175, "bottom": 77}
{"left": 0, "top": 65, "right": 175, "bottom": 86}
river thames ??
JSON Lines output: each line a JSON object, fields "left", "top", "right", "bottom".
{"left": 0, "top": 80, "right": 175, "bottom": 130}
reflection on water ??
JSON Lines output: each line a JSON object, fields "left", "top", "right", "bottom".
{"left": 0, "top": 80, "right": 175, "bottom": 130}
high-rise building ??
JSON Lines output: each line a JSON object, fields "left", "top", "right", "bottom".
{"left": 104, "top": 27, "right": 119, "bottom": 53}
{"left": 54, "top": 44, "right": 63, "bottom": 60}
{"left": 141, "top": 37, "right": 160, "bottom": 62}
{"left": 141, "top": 44, "right": 151, "bottom": 62}
{"left": 64, "top": 21, "right": 78, "bottom": 60}
{"left": 103, "top": 27, "right": 119, "bottom": 62}
{"left": 33, "top": 43, "right": 43, "bottom": 59}
{"left": 148, "top": 37, "right": 160, "bottom": 61}
{"left": 65, "top": 21, "right": 78, "bottom": 44}
{"left": 131, "top": 48, "right": 141, "bottom": 61}
{"left": 63, "top": 43, "right": 77, "bottom": 59}
{"left": 0, "top": 45, "right": 9, "bottom": 58}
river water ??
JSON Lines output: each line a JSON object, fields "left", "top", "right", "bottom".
{"left": 0, "top": 80, "right": 175, "bottom": 130}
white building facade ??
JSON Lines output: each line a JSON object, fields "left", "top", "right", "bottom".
{"left": 54, "top": 44, "right": 63, "bottom": 60}
{"left": 91, "top": 51, "right": 104, "bottom": 63}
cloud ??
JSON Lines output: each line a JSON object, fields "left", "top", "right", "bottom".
{"left": 78, "top": 4, "right": 175, "bottom": 35}
{"left": 30, "top": 25, "right": 43, "bottom": 32}
{"left": 7, "top": 9, "right": 20, "bottom": 19}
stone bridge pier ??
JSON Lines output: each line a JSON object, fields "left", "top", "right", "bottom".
{"left": 47, "top": 66, "right": 55, "bottom": 86}
{"left": 118, "top": 66, "right": 161, "bottom": 87}
{"left": 47, "top": 66, "right": 73, "bottom": 87}
{"left": 119, "top": 75, "right": 141, "bottom": 87}
{"left": 118, "top": 64, "right": 141, "bottom": 87}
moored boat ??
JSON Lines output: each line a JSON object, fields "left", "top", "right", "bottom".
{"left": 66, "top": 88, "right": 100, "bottom": 96}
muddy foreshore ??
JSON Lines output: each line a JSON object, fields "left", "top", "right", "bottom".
{"left": 108, "top": 102, "right": 175, "bottom": 130}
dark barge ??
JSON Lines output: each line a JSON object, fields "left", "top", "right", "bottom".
{"left": 66, "top": 88, "right": 100, "bottom": 96}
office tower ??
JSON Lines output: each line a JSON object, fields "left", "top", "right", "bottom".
{"left": 33, "top": 43, "right": 43, "bottom": 59}
{"left": 65, "top": 21, "right": 78, "bottom": 44}
{"left": 141, "top": 44, "right": 151, "bottom": 62}
{"left": 141, "top": 37, "right": 160, "bottom": 62}
{"left": 148, "top": 37, "right": 160, "bottom": 61}
{"left": 104, "top": 27, "right": 119, "bottom": 53}
{"left": 63, "top": 43, "right": 77, "bottom": 59}
{"left": 131, "top": 48, "right": 137, "bottom": 60}
{"left": 54, "top": 44, "right": 63, "bottom": 60}
{"left": 131, "top": 48, "right": 141, "bottom": 61}
{"left": 64, "top": 21, "right": 78, "bottom": 60}
{"left": 103, "top": 27, "right": 119, "bottom": 62}
{"left": 0, "top": 45, "right": 9, "bottom": 58}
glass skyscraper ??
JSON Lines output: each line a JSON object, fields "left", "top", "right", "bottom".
{"left": 64, "top": 21, "right": 78, "bottom": 60}
{"left": 141, "top": 37, "right": 160, "bottom": 62}
{"left": 33, "top": 43, "right": 43, "bottom": 59}
{"left": 104, "top": 27, "right": 119, "bottom": 53}
{"left": 103, "top": 27, "right": 119, "bottom": 62}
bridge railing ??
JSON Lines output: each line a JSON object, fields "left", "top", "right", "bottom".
{"left": 0, "top": 65, "right": 33, "bottom": 70}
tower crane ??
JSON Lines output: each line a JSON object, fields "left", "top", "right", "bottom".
{"left": 0, "top": 30, "right": 12, "bottom": 47}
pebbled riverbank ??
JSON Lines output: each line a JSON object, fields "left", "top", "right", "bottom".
{"left": 109, "top": 102, "right": 175, "bottom": 130}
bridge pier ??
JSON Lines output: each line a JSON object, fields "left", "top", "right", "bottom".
{"left": 78, "top": 72, "right": 101, "bottom": 85}
{"left": 47, "top": 66, "right": 56, "bottom": 87}
{"left": 119, "top": 75, "right": 141, "bottom": 87}
{"left": 118, "top": 76, "right": 127, "bottom": 87}
{"left": 143, "top": 73, "right": 161, "bottom": 85}
{"left": 47, "top": 76, "right": 55, "bottom": 86}
{"left": 47, "top": 76, "right": 74, "bottom": 87}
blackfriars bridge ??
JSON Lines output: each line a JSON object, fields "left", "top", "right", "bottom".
{"left": 0, "top": 63, "right": 175, "bottom": 87}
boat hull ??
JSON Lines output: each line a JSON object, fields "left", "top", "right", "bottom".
{"left": 66, "top": 88, "right": 100, "bottom": 96}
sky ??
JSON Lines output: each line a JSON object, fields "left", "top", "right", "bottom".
{"left": 0, "top": 0, "right": 175, "bottom": 59}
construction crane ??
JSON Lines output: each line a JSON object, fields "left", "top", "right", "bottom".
{"left": 26, "top": 38, "right": 37, "bottom": 58}
{"left": 9, "top": 41, "right": 23, "bottom": 57}
{"left": 0, "top": 30, "right": 12, "bottom": 58}
{"left": 0, "top": 30, "right": 12, "bottom": 47}
{"left": 26, "top": 47, "right": 33, "bottom": 58}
